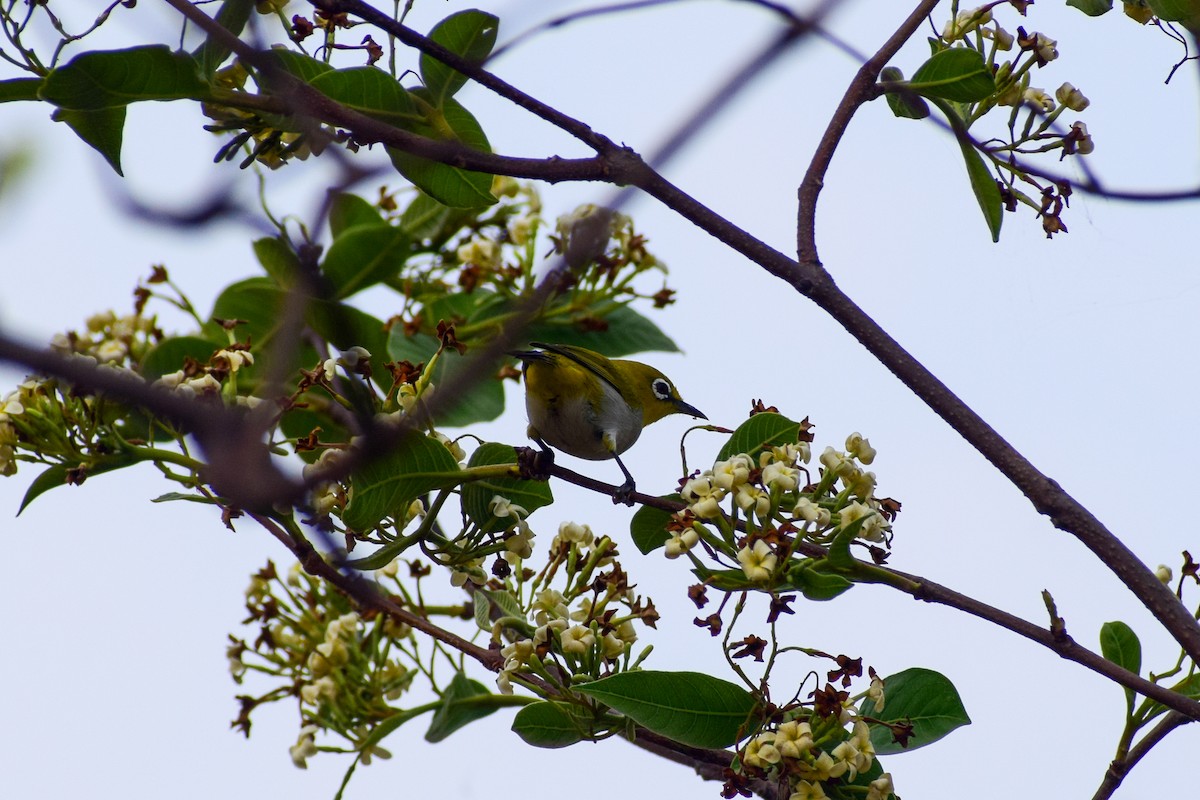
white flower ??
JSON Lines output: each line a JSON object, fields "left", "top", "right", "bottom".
{"left": 289, "top": 725, "right": 320, "bottom": 769}
{"left": 1023, "top": 87, "right": 1055, "bottom": 112}
{"left": 866, "top": 773, "right": 895, "bottom": 800}
{"left": 789, "top": 780, "right": 829, "bottom": 800}
{"left": 1055, "top": 82, "right": 1090, "bottom": 112}
{"left": 456, "top": 235, "right": 499, "bottom": 268}
{"left": 737, "top": 540, "right": 777, "bottom": 582}
{"left": 711, "top": 455, "right": 752, "bottom": 491}
{"left": 762, "top": 461, "right": 798, "bottom": 492}
{"left": 490, "top": 495, "right": 529, "bottom": 522}
{"left": 532, "top": 589, "right": 569, "bottom": 624}
{"left": 1070, "top": 121, "right": 1094, "bottom": 155}
{"left": 1156, "top": 564, "right": 1173, "bottom": 584}
{"left": 681, "top": 473, "right": 726, "bottom": 519}
{"left": 1033, "top": 33, "right": 1058, "bottom": 64}
{"left": 735, "top": 484, "right": 771, "bottom": 519}
{"left": 845, "top": 432, "right": 876, "bottom": 464}
{"left": 775, "top": 720, "right": 814, "bottom": 759}
{"left": 941, "top": 6, "right": 992, "bottom": 41}
{"left": 665, "top": 527, "right": 700, "bottom": 559}
{"left": 868, "top": 673, "right": 886, "bottom": 712}
{"left": 794, "top": 498, "right": 830, "bottom": 527}
{"left": 560, "top": 625, "right": 595, "bottom": 655}
{"left": 982, "top": 24, "right": 1014, "bottom": 50}
{"left": 743, "top": 733, "right": 782, "bottom": 768}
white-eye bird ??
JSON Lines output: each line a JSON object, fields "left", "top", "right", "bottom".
{"left": 511, "top": 342, "right": 706, "bottom": 501}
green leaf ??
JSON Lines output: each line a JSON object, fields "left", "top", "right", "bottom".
{"left": 343, "top": 428, "right": 462, "bottom": 531}
{"left": 512, "top": 701, "right": 586, "bottom": 749}
{"left": 421, "top": 10, "right": 500, "bottom": 105}
{"left": 209, "top": 277, "right": 287, "bottom": 346}
{"left": 859, "top": 667, "right": 970, "bottom": 754}
{"left": 715, "top": 412, "right": 801, "bottom": 463}
{"left": 261, "top": 50, "right": 334, "bottom": 83}
{"left": 880, "top": 66, "right": 930, "bottom": 120}
{"left": 524, "top": 305, "right": 680, "bottom": 357}
{"left": 785, "top": 559, "right": 854, "bottom": 601}
{"left": 193, "top": 0, "right": 254, "bottom": 76}
{"left": 425, "top": 672, "right": 497, "bottom": 742}
{"left": 398, "top": 191, "right": 476, "bottom": 244}
{"left": 387, "top": 95, "right": 495, "bottom": 209}
{"left": 320, "top": 224, "right": 410, "bottom": 298}
{"left": 309, "top": 66, "right": 423, "bottom": 127}
{"left": 359, "top": 706, "right": 434, "bottom": 751}
{"left": 691, "top": 566, "right": 758, "bottom": 592}
{"left": 252, "top": 236, "right": 301, "bottom": 285}
{"left": 0, "top": 77, "right": 43, "bottom": 103}
{"left": 909, "top": 47, "right": 996, "bottom": 102}
{"left": 1100, "top": 620, "right": 1142, "bottom": 675}
{"left": 630, "top": 498, "right": 679, "bottom": 554}
{"left": 461, "top": 443, "right": 552, "bottom": 533}
{"left": 1067, "top": 0, "right": 1114, "bottom": 14}
{"left": 330, "top": 192, "right": 387, "bottom": 237}
{"left": 51, "top": 105, "right": 126, "bottom": 175}
{"left": 139, "top": 335, "right": 221, "bottom": 380}
{"left": 954, "top": 121, "right": 1003, "bottom": 243}
{"left": 575, "top": 671, "right": 756, "bottom": 748}
{"left": 39, "top": 46, "right": 205, "bottom": 110}
{"left": 1101, "top": 620, "right": 1142, "bottom": 710}
{"left": 18, "top": 455, "right": 138, "bottom": 514}
{"left": 387, "top": 331, "right": 506, "bottom": 427}
{"left": 474, "top": 588, "right": 528, "bottom": 630}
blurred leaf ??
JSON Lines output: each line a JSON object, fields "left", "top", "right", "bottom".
{"left": 344, "top": 428, "right": 461, "bottom": 531}
{"left": 388, "top": 94, "right": 495, "bottom": 208}
{"left": 512, "top": 702, "right": 586, "bottom": 749}
{"left": 193, "top": 0, "right": 254, "bottom": 76}
{"left": 51, "top": 106, "right": 126, "bottom": 175}
{"left": 421, "top": 10, "right": 499, "bottom": 105}
{"left": 139, "top": 336, "right": 222, "bottom": 380}
{"left": 630, "top": 498, "right": 678, "bottom": 554}
{"left": 461, "top": 443, "right": 552, "bottom": 533}
{"left": 39, "top": 46, "right": 205, "bottom": 110}
{"left": 859, "top": 667, "right": 970, "bottom": 754}
{"left": 261, "top": 49, "right": 334, "bottom": 82}
{"left": 252, "top": 236, "right": 300, "bottom": 285}
{"left": 330, "top": 192, "right": 387, "bottom": 237}
{"left": 576, "top": 671, "right": 756, "bottom": 748}
{"left": 909, "top": 47, "right": 995, "bottom": 102}
{"left": 715, "top": 412, "right": 801, "bottom": 462}
{"left": 387, "top": 331, "right": 506, "bottom": 427}
{"left": 18, "top": 455, "right": 138, "bottom": 514}
{"left": 309, "top": 66, "right": 423, "bottom": 127}
{"left": 399, "top": 191, "right": 476, "bottom": 244}
{"left": 425, "top": 672, "right": 497, "bottom": 742}
{"left": 320, "top": 224, "right": 410, "bottom": 298}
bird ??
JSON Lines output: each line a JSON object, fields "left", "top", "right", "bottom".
{"left": 510, "top": 341, "right": 706, "bottom": 502}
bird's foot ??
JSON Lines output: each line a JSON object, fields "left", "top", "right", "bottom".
{"left": 517, "top": 446, "right": 555, "bottom": 481}
{"left": 612, "top": 479, "right": 637, "bottom": 507}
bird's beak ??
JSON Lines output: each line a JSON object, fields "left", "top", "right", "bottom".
{"left": 676, "top": 400, "right": 707, "bottom": 420}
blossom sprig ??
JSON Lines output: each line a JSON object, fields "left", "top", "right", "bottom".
{"left": 670, "top": 430, "right": 898, "bottom": 591}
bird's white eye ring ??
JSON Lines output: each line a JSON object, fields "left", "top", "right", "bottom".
{"left": 651, "top": 377, "right": 671, "bottom": 400}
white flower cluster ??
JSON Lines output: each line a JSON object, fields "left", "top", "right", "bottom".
{"left": 743, "top": 717, "right": 893, "bottom": 800}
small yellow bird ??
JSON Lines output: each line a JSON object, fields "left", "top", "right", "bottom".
{"left": 511, "top": 342, "right": 706, "bottom": 501}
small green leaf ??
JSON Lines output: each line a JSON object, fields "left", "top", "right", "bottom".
{"left": 954, "top": 124, "right": 1003, "bottom": 243}
{"left": 631, "top": 498, "right": 679, "bottom": 554}
{"left": 786, "top": 559, "right": 854, "bottom": 601}
{"left": 859, "top": 667, "right": 970, "bottom": 754}
{"left": 193, "top": 0, "right": 254, "bottom": 76}
{"left": 330, "top": 192, "right": 387, "bottom": 237}
{"left": 320, "top": 224, "right": 410, "bottom": 298}
{"left": 18, "top": 455, "right": 138, "bottom": 514}
{"left": 575, "top": 671, "right": 757, "bottom": 748}
{"left": 1066, "top": 0, "right": 1114, "bottom": 14}
{"left": 1101, "top": 620, "right": 1142, "bottom": 710}
{"left": 461, "top": 443, "right": 552, "bottom": 533}
{"left": 309, "top": 66, "right": 423, "bottom": 127}
{"left": 512, "top": 701, "right": 586, "bottom": 749}
{"left": 421, "top": 10, "right": 500, "bottom": 104}
{"left": 909, "top": 47, "right": 996, "bottom": 102}
{"left": 474, "top": 588, "right": 528, "bottom": 631}
{"left": 51, "top": 105, "right": 126, "bottom": 175}
{"left": 0, "top": 77, "right": 43, "bottom": 103}
{"left": 880, "top": 66, "right": 930, "bottom": 120}
{"left": 715, "top": 412, "right": 801, "bottom": 463}
{"left": 344, "top": 429, "right": 462, "bottom": 531}
{"left": 425, "top": 672, "right": 497, "bottom": 742}
{"left": 39, "top": 46, "right": 205, "bottom": 110}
